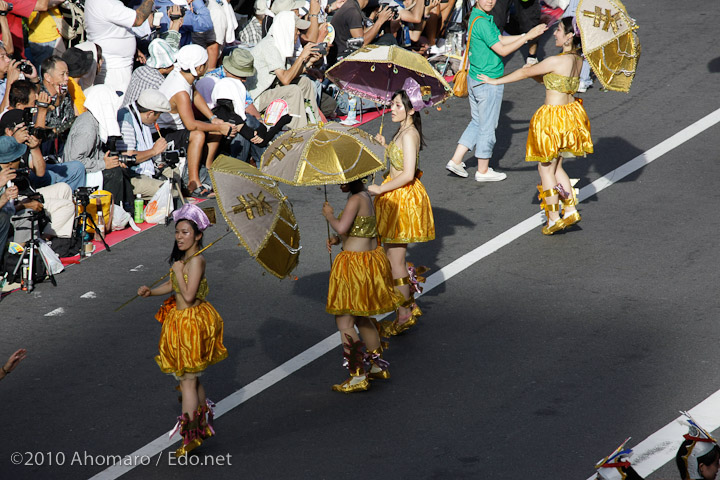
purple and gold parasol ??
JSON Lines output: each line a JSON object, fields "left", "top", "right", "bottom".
{"left": 325, "top": 44, "right": 452, "bottom": 107}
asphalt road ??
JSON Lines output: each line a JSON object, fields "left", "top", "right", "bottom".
{"left": 1, "top": 2, "right": 719, "bottom": 479}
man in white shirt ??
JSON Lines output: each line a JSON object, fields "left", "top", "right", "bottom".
{"left": 84, "top": 0, "right": 155, "bottom": 95}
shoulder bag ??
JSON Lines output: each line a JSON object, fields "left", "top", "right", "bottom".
{"left": 453, "top": 15, "right": 482, "bottom": 98}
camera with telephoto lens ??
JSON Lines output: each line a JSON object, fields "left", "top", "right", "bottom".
{"left": 73, "top": 186, "right": 97, "bottom": 207}
{"left": 160, "top": 148, "right": 186, "bottom": 168}
{"left": 22, "top": 107, "right": 53, "bottom": 140}
{"left": 168, "top": 6, "right": 186, "bottom": 21}
{"left": 104, "top": 135, "right": 136, "bottom": 165}
{"left": 18, "top": 61, "right": 33, "bottom": 75}
{"left": 0, "top": 3, "right": 13, "bottom": 16}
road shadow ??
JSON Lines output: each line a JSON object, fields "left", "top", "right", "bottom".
{"left": 709, "top": 56, "right": 720, "bottom": 73}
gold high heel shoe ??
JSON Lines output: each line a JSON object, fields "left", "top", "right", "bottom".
{"left": 332, "top": 335, "right": 370, "bottom": 393}
{"left": 367, "top": 346, "right": 390, "bottom": 380}
{"left": 174, "top": 413, "right": 203, "bottom": 457}
{"left": 538, "top": 187, "right": 565, "bottom": 235}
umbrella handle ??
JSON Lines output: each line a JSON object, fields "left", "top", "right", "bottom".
{"left": 324, "top": 185, "right": 332, "bottom": 269}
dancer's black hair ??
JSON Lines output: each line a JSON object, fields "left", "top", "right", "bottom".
{"left": 561, "top": 17, "right": 583, "bottom": 53}
{"left": 168, "top": 219, "right": 204, "bottom": 265}
{"left": 346, "top": 178, "right": 366, "bottom": 194}
{"left": 392, "top": 90, "right": 426, "bottom": 151}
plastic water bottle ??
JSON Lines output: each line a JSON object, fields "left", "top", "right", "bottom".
{"left": 134, "top": 194, "right": 144, "bottom": 224}
{"left": 21, "top": 258, "right": 29, "bottom": 291}
{"left": 341, "top": 96, "right": 361, "bottom": 125}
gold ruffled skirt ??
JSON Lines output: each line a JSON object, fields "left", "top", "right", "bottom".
{"left": 374, "top": 175, "right": 435, "bottom": 244}
{"left": 326, "top": 245, "right": 405, "bottom": 316}
{"left": 155, "top": 297, "right": 228, "bottom": 378}
{"left": 526, "top": 98, "right": 593, "bottom": 162}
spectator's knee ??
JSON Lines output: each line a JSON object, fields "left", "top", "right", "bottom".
{"left": 189, "top": 131, "right": 205, "bottom": 144}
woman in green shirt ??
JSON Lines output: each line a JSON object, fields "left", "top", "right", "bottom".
{"left": 445, "top": 0, "right": 545, "bottom": 182}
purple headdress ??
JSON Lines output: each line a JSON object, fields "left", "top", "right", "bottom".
{"left": 571, "top": 16, "right": 580, "bottom": 37}
{"left": 402, "top": 77, "right": 432, "bottom": 112}
{"left": 172, "top": 203, "right": 211, "bottom": 231}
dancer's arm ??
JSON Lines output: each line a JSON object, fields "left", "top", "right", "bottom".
{"left": 323, "top": 196, "right": 360, "bottom": 235}
{"left": 138, "top": 279, "right": 172, "bottom": 297}
{"left": 478, "top": 56, "right": 561, "bottom": 86}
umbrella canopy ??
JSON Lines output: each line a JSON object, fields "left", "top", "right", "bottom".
{"left": 259, "top": 122, "right": 386, "bottom": 186}
{"left": 209, "top": 155, "right": 301, "bottom": 278}
{"left": 325, "top": 44, "right": 453, "bottom": 106}
{"left": 577, "top": 0, "right": 640, "bottom": 92}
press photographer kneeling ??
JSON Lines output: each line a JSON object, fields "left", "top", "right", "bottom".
{"left": 0, "top": 136, "right": 75, "bottom": 250}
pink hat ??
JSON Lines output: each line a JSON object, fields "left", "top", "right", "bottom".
{"left": 172, "top": 204, "right": 211, "bottom": 231}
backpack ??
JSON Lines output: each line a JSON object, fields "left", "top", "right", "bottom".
{"left": 54, "top": 1, "right": 86, "bottom": 46}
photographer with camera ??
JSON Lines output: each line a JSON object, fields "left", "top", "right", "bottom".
{"left": 0, "top": 135, "right": 75, "bottom": 247}
{"left": 0, "top": 147, "right": 18, "bottom": 269}
{"left": 0, "top": 41, "right": 41, "bottom": 113}
{"left": 115, "top": 89, "right": 171, "bottom": 200}
{"left": 36, "top": 55, "right": 74, "bottom": 143}
{"left": 63, "top": 84, "right": 136, "bottom": 209}
{"left": 0, "top": 87, "right": 84, "bottom": 192}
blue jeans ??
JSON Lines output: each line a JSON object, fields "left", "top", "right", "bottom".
{"left": 229, "top": 115, "right": 266, "bottom": 163}
{"left": 458, "top": 78, "right": 504, "bottom": 159}
{"left": 28, "top": 40, "right": 60, "bottom": 71}
{"left": 30, "top": 161, "right": 86, "bottom": 192}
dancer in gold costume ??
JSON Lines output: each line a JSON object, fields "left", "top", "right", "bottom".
{"left": 369, "top": 81, "right": 435, "bottom": 336}
{"left": 480, "top": 17, "right": 593, "bottom": 235}
{"left": 137, "top": 204, "right": 227, "bottom": 456}
{"left": 323, "top": 179, "right": 404, "bottom": 393}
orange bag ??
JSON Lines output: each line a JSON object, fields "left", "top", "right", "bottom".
{"left": 453, "top": 16, "right": 481, "bottom": 98}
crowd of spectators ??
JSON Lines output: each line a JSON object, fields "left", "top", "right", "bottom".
{"left": 0, "top": 0, "right": 557, "bottom": 284}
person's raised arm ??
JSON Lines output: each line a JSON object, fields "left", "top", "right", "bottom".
{"left": 0, "top": 2, "right": 12, "bottom": 54}
{"left": 134, "top": 0, "right": 156, "bottom": 27}
{"left": 479, "top": 55, "right": 559, "bottom": 85}
{"left": 275, "top": 42, "right": 317, "bottom": 85}
{"left": 398, "top": 0, "right": 427, "bottom": 25}
{"left": 301, "top": 0, "right": 321, "bottom": 44}
{"left": 490, "top": 23, "right": 546, "bottom": 58}
{"left": 363, "top": 6, "right": 394, "bottom": 46}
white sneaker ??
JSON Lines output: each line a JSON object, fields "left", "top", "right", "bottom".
{"left": 525, "top": 57, "right": 539, "bottom": 66}
{"left": 446, "top": 160, "right": 468, "bottom": 178}
{"left": 475, "top": 168, "right": 507, "bottom": 182}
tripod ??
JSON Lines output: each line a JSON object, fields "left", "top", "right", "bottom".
{"left": 12, "top": 211, "right": 57, "bottom": 292}
{"left": 75, "top": 198, "right": 111, "bottom": 259}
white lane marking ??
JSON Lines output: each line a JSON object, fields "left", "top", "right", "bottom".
{"left": 80, "top": 291, "right": 97, "bottom": 299}
{"left": 44, "top": 307, "right": 64, "bottom": 317}
{"left": 89, "top": 108, "right": 720, "bottom": 480}
{"left": 585, "top": 392, "right": 720, "bottom": 479}
{"left": 130, "top": 265, "right": 144, "bottom": 272}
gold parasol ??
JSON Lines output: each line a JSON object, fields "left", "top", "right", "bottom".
{"left": 258, "top": 121, "right": 386, "bottom": 186}
{"left": 209, "top": 155, "right": 301, "bottom": 278}
{"left": 577, "top": 0, "right": 640, "bottom": 93}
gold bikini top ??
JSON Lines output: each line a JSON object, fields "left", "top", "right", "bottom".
{"left": 338, "top": 210, "right": 378, "bottom": 238}
{"left": 170, "top": 269, "right": 209, "bottom": 301}
{"left": 543, "top": 72, "right": 580, "bottom": 94}
{"left": 386, "top": 141, "right": 419, "bottom": 171}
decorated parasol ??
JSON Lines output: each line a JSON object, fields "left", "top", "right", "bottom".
{"left": 325, "top": 44, "right": 452, "bottom": 133}
{"left": 209, "top": 155, "right": 301, "bottom": 278}
{"left": 259, "top": 121, "right": 386, "bottom": 187}
{"left": 576, "top": 0, "right": 640, "bottom": 92}
{"left": 259, "top": 121, "right": 386, "bottom": 266}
